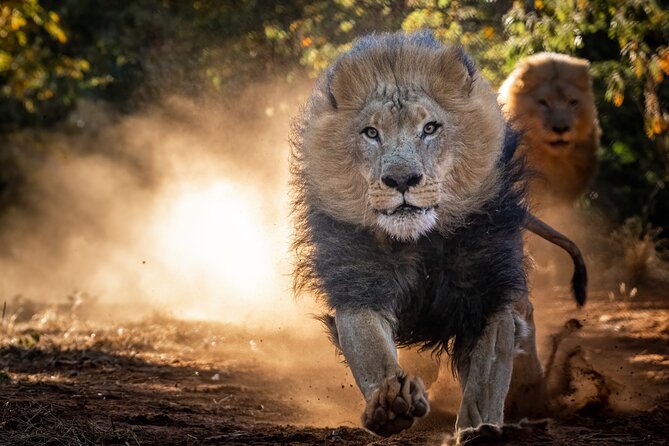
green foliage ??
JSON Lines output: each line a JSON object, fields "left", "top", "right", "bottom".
{"left": 0, "top": 0, "right": 308, "bottom": 128}
{"left": 0, "top": 1, "right": 94, "bottom": 128}
{"left": 288, "top": 0, "right": 514, "bottom": 85}
{"left": 501, "top": 0, "right": 668, "bottom": 228}
{"left": 0, "top": 0, "right": 667, "bottom": 230}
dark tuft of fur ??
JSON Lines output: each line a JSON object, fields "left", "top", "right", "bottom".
{"left": 455, "top": 46, "right": 477, "bottom": 78}
{"left": 316, "top": 313, "right": 341, "bottom": 349}
{"left": 501, "top": 124, "right": 521, "bottom": 164}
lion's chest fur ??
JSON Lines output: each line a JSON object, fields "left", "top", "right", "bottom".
{"left": 307, "top": 158, "right": 527, "bottom": 362}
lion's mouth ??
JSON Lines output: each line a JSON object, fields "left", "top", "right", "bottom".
{"left": 375, "top": 203, "right": 439, "bottom": 241}
{"left": 548, "top": 139, "right": 570, "bottom": 148}
{"left": 379, "top": 204, "right": 435, "bottom": 216}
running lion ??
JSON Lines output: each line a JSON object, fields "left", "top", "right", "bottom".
{"left": 291, "top": 32, "right": 586, "bottom": 443}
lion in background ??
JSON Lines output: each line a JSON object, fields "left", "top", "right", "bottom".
{"left": 499, "top": 53, "right": 600, "bottom": 207}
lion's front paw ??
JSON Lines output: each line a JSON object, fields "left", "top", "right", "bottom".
{"left": 362, "top": 374, "right": 429, "bottom": 437}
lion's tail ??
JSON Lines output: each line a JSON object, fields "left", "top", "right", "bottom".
{"left": 525, "top": 213, "right": 587, "bottom": 306}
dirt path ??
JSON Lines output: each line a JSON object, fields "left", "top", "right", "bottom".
{"left": 1, "top": 287, "right": 667, "bottom": 445}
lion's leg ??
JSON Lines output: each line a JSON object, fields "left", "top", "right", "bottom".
{"left": 505, "top": 300, "right": 549, "bottom": 421}
{"left": 455, "top": 308, "right": 515, "bottom": 441}
{"left": 335, "top": 308, "right": 429, "bottom": 437}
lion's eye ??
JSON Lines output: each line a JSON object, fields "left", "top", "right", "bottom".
{"left": 569, "top": 99, "right": 579, "bottom": 107}
{"left": 362, "top": 126, "right": 379, "bottom": 139}
{"left": 538, "top": 99, "right": 549, "bottom": 107}
{"left": 422, "top": 122, "right": 441, "bottom": 136}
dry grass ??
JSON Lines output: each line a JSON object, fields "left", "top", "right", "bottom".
{"left": 0, "top": 400, "right": 139, "bottom": 446}
{"left": 610, "top": 217, "right": 669, "bottom": 287}
{"left": 0, "top": 295, "right": 259, "bottom": 362}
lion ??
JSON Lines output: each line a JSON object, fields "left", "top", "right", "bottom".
{"left": 291, "top": 32, "right": 586, "bottom": 443}
{"left": 498, "top": 52, "right": 600, "bottom": 207}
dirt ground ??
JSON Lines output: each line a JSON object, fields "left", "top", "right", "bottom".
{"left": 1, "top": 283, "right": 668, "bottom": 446}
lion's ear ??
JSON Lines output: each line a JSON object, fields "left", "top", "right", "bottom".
{"left": 515, "top": 62, "right": 541, "bottom": 92}
{"left": 429, "top": 46, "right": 474, "bottom": 100}
{"left": 327, "top": 56, "right": 377, "bottom": 110}
{"left": 570, "top": 62, "right": 592, "bottom": 90}
{"left": 328, "top": 65, "right": 350, "bottom": 110}
{"left": 324, "top": 69, "right": 339, "bottom": 109}
{"left": 457, "top": 47, "right": 477, "bottom": 79}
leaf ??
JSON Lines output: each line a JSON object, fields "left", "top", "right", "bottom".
{"left": 0, "top": 51, "right": 12, "bottom": 71}
{"left": 44, "top": 20, "right": 68, "bottom": 43}
{"left": 612, "top": 141, "right": 636, "bottom": 164}
{"left": 10, "top": 14, "right": 27, "bottom": 31}
{"left": 613, "top": 93, "right": 624, "bottom": 107}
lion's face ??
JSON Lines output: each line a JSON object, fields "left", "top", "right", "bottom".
{"left": 296, "top": 36, "right": 505, "bottom": 242}
{"left": 500, "top": 53, "right": 597, "bottom": 156}
{"left": 355, "top": 93, "right": 449, "bottom": 241}
{"left": 513, "top": 81, "right": 596, "bottom": 156}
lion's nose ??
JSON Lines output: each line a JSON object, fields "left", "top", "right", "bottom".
{"left": 381, "top": 173, "right": 423, "bottom": 193}
{"left": 552, "top": 125, "right": 570, "bottom": 134}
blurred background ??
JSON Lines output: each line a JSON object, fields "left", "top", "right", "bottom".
{"left": 1, "top": 1, "right": 668, "bottom": 312}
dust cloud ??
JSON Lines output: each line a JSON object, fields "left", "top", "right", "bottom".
{"left": 0, "top": 80, "right": 323, "bottom": 327}
{"left": 0, "top": 78, "right": 371, "bottom": 429}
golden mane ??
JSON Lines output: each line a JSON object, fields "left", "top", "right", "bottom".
{"left": 292, "top": 32, "right": 505, "bottom": 232}
{"left": 499, "top": 52, "right": 600, "bottom": 206}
